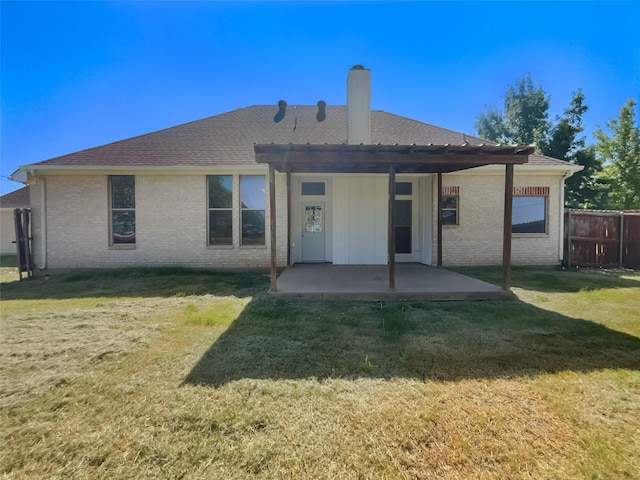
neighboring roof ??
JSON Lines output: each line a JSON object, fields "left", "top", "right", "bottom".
{"left": 18, "top": 105, "right": 571, "bottom": 170}
{"left": 0, "top": 187, "right": 30, "bottom": 208}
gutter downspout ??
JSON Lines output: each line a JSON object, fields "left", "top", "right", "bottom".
{"left": 40, "top": 178, "right": 47, "bottom": 270}
{"left": 559, "top": 168, "right": 580, "bottom": 264}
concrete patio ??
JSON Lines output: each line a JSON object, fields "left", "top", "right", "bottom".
{"left": 270, "top": 263, "right": 511, "bottom": 301}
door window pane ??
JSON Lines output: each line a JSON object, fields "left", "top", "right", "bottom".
{"left": 301, "top": 182, "right": 325, "bottom": 196}
{"left": 395, "top": 227, "right": 411, "bottom": 253}
{"left": 394, "top": 199, "right": 412, "bottom": 253}
{"left": 394, "top": 200, "right": 412, "bottom": 226}
{"left": 395, "top": 182, "right": 412, "bottom": 195}
{"left": 304, "top": 205, "right": 323, "bottom": 233}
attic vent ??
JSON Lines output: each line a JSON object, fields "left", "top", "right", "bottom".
{"left": 316, "top": 100, "right": 326, "bottom": 122}
{"left": 274, "top": 100, "right": 287, "bottom": 123}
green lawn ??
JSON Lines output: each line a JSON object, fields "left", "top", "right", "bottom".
{"left": 1, "top": 266, "right": 639, "bottom": 479}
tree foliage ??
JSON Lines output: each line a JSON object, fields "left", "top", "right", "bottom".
{"left": 475, "top": 74, "right": 550, "bottom": 147}
{"left": 540, "top": 91, "right": 604, "bottom": 208}
{"left": 595, "top": 99, "right": 640, "bottom": 210}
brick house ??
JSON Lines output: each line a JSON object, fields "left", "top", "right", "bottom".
{"left": 10, "top": 66, "right": 581, "bottom": 277}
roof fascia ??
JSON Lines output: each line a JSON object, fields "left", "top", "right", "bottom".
{"left": 13, "top": 164, "right": 268, "bottom": 177}
{"left": 460, "top": 164, "right": 583, "bottom": 175}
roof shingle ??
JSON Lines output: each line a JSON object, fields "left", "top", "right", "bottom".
{"left": 26, "top": 106, "right": 570, "bottom": 168}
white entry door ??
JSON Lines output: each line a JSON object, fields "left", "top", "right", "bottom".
{"left": 301, "top": 202, "right": 325, "bottom": 262}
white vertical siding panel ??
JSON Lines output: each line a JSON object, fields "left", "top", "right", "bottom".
{"left": 347, "top": 179, "right": 362, "bottom": 263}
{"left": 333, "top": 176, "right": 388, "bottom": 265}
{"left": 374, "top": 178, "right": 389, "bottom": 264}
{"left": 333, "top": 177, "right": 348, "bottom": 264}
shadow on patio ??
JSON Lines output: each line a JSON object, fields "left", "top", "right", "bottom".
{"left": 183, "top": 293, "right": 640, "bottom": 388}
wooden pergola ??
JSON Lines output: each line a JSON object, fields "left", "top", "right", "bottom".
{"left": 254, "top": 143, "right": 534, "bottom": 293}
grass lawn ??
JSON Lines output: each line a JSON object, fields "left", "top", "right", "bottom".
{"left": 1, "top": 266, "right": 639, "bottom": 479}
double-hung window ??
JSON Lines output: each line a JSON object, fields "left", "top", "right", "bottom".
{"left": 512, "top": 196, "right": 547, "bottom": 234}
{"left": 110, "top": 175, "right": 136, "bottom": 245}
{"left": 240, "top": 175, "right": 266, "bottom": 246}
{"left": 441, "top": 196, "right": 459, "bottom": 225}
{"left": 208, "top": 175, "right": 233, "bottom": 245}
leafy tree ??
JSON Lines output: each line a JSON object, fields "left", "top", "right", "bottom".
{"left": 563, "top": 146, "right": 605, "bottom": 209}
{"left": 476, "top": 74, "right": 550, "bottom": 147}
{"left": 540, "top": 91, "right": 604, "bottom": 208}
{"left": 595, "top": 99, "right": 640, "bottom": 210}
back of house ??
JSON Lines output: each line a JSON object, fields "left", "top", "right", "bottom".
{"left": 10, "top": 66, "right": 581, "bottom": 273}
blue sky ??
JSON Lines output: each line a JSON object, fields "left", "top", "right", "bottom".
{"left": 2, "top": 1, "right": 639, "bottom": 195}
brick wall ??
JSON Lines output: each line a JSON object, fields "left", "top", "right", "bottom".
{"left": 31, "top": 169, "right": 563, "bottom": 270}
{"left": 33, "top": 172, "right": 288, "bottom": 270}
{"left": 435, "top": 172, "right": 562, "bottom": 266}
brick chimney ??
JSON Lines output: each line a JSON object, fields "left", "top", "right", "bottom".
{"left": 347, "top": 65, "right": 371, "bottom": 145}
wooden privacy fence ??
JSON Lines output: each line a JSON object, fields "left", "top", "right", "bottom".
{"left": 564, "top": 210, "right": 640, "bottom": 269}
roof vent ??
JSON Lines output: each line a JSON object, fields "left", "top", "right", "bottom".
{"left": 316, "top": 100, "right": 326, "bottom": 122}
{"left": 274, "top": 100, "right": 287, "bottom": 123}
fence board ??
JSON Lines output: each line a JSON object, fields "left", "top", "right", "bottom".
{"left": 622, "top": 214, "right": 640, "bottom": 269}
{"left": 564, "top": 210, "right": 640, "bottom": 269}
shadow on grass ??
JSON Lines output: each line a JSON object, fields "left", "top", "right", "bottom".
{"left": 452, "top": 266, "right": 640, "bottom": 293}
{"left": 0, "top": 254, "right": 18, "bottom": 268}
{"left": 183, "top": 294, "right": 640, "bottom": 386}
{"left": 0, "top": 267, "right": 270, "bottom": 300}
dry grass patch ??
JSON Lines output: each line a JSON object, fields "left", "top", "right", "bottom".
{"left": 412, "top": 378, "right": 583, "bottom": 479}
{"left": 1, "top": 267, "right": 639, "bottom": 478}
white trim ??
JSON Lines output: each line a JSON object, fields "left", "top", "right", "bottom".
{"left": 13, "top": 164, "right": 267, "bottom": 177}
{"left": 40, "top": 180, "right": 47, "bottom": 270}
{"left": 464, "top": 164, "right": 583, "bottom": 175}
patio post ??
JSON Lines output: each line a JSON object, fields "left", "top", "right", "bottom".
{"left": 502, "top": 163, "right": 514, "bottom": 290}
{"left": 388, "top": 164, "right": 396, "bottom": 291}
{"left": 286, "top": 171, "right": 292, "bottom": 267}
{"left": 437, "top": 172, "right": 443, "bottom": 267}
{"left": 269, "top": 164, "right": 277, "bottom": 292}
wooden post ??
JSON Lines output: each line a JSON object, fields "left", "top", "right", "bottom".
{"left": 269, "top": 165, "right": 277, "bottom": 292}
{"left": 567, "top": 209, "right": 572, "bottom": 269}
{"left": 437, "top": 173, "right": 443, "bottom": 267}
{"left": 388, "top": 165, "right": 396, "bottom": 291}
{"left": 502, "top": 164, "right": 514, "bottom": 290}
{"left": 286, "top": 172, "right": 292, "bottom": 267}
{"left": 619, "top": 211, "right": 624, "bottom": 267}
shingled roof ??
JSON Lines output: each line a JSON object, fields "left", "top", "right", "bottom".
{"left": 25, "top": 105, "right": 568, "bottom": 169}
{"left": 0, "top": 186, "right": 30, "bottom": 208}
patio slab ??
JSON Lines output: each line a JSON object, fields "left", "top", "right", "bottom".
{"left": 271, "top": 264, "right": 511, "bottom": 301}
